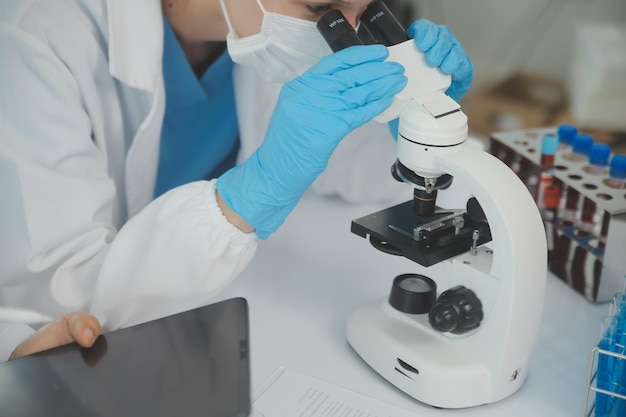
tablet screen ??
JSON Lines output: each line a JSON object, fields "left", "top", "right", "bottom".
{"left": 0, "top": 298, "right": 250, "bottom": 417}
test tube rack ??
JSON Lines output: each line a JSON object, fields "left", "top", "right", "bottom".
{"left": 583, "top": 343, "right": 626, "bottom": 416}
{"left": 489, "top": 126, "right": 626, "bottom": 303}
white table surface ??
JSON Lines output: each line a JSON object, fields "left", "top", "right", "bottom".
{"left": 215, "top": 189, "right": 609, "bottom": 417}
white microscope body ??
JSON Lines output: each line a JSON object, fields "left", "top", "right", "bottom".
{"left": 346, "top": 39, "right": 548, "bottom": 408}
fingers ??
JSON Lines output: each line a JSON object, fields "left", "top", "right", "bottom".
{"left": 408, "top": 19, "right": 442, "bottom": 55}
{"left": 9, "top": 312, "right": 101, "bottom": 360}
{"left": 408, "top": 18, "right": 473, "bottom": 101}
{"left": 409, "top": 19, "right": 471, "bottom": 75}
{"left": 67, "top": 312, "right": 101, "bottom": 348}
{"left": 307, "top": 45, "right": 390, "bottom": 75}
{"left": 410, "top": 20, "right": 454, "bottom": 69}
{"left": 288, "top": 61, "right": 406, "bottom": 111}
{"left": 320, "top": 60, "right": 405, "bottom": 90}
{"left": 439, "top": 41, "right": 473, "bottom": 85}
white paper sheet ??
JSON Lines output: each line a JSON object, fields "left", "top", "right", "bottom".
{"left": 252, "top": 367, "right": 418, "bottom": 417}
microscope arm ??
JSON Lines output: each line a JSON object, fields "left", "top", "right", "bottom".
{"left": 435, "top": 144, "right": 547, "bottom": 376}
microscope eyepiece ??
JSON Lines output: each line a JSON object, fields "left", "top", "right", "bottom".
{"left": 317, "top": 10, "right": 364, "bottom": 52}
{"left": 317, "top": 2, "right": 409, "bottom": 52}
{"left": 359, "top": 1, "right": 409, "bottom": 46}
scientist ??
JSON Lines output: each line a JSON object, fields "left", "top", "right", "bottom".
{"left": 0, "top": 0, "right": 473, "bottom": 360}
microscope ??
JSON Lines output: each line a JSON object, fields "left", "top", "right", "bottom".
{"left": 318, "top": 3, "right": 547, "bottom": 409}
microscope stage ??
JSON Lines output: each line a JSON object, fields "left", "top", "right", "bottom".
{"left": 351, "top": 200, "right": 491, "bottom": 267}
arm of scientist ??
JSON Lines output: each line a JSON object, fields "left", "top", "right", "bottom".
{"left": 0, "top": 3, "right": 404, "bottom": 332}
{"left": 0, "top": 5, "right": 256, "bottom": 332}
{"left": 233, "top": 19, "right": 474, "bottom": 204}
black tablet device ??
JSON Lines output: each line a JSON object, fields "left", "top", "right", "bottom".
{"left": 0, "top": 297, "right": 250, "bottom": 417}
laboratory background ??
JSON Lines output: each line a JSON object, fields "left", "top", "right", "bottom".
{"left": 404, "top": 0, "right": 626, "bottom": 149}
{"left": 2, "top": 0, "right": 626, "bottom": 416}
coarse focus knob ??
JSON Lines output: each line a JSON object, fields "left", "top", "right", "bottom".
{"left": 428, "top": 286, "right": 483, "bottom": 334}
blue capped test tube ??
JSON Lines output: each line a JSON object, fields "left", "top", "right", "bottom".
{"left": 585, "top": 143, "right": 611, "bottom": 176}
{"left": 564, "top": 133, "right": 594, "bottom": 162}
{"left": 606, "top": 154, "right": 626, "bottom": 190}
{"left": 557, "top": 124, "right": 577, "bottom": 149}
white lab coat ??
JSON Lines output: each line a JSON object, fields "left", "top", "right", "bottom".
{"left": 0, "top": 0, "right": 257, "bottom": 357}
{"left": 0, "top": 0, "right": 411, "bottom": 360}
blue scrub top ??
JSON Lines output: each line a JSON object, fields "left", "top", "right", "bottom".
{"left": 154, "top": 18, "right": 240, "bottom": 198}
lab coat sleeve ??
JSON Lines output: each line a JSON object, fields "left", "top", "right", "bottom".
{"left": 89, "top": 180, "right": 257, "bottom": 331}
{"left": 0, "top": 18, "right": 257, "bottom": 332}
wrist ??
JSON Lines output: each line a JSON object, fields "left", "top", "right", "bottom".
{"left": 216, "top": 189, "right": 255, "bottom": 235}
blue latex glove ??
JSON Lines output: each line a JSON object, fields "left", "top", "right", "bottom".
{"left": 217, "top": 45, "right": 407, "bottom": 239}
{"left": 408, "top": 19, "right": 474, "bottom": 102}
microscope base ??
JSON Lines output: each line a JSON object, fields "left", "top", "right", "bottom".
{"left": 346, "top": 299, "right": 527, "bottom": 409}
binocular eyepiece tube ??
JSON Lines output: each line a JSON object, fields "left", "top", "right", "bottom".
{"left": 317, "top": 10, "right": 364, "bottom": 52}
{"left": 359, "top": 1, "right": 409, "bottom": 46}
{"left": 317, "top": 1, "right": 409, "bottom": 52}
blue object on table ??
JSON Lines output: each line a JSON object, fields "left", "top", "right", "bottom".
{"left": 557, "top": 124, "right": 577, "bottom": 146}
{"left": 596, "top": 291, "right": 626, "bottom": 417}
{"left": 596, "top": 316, "right": 618, "bottom": 417}
{"left": 612, "top": 294, "right": 626, "bottom": 416}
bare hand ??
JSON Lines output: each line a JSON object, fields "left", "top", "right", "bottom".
{"left": 9, "top": 312, "right": 101, "bottom": 360}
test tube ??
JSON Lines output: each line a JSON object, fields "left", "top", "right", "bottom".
{"left": 534, "top": 133, "right": 559, "bottom": 210}
{"left": 553, "top": 184, "right": 579, "bottom": 283}
{"left": 606, "top": 154, "right": 626, "bottom": 190}
{"left": 571, "top": 236, "right": 591, "bottom": 294}
{"left": 557, "top": 124, "right": 577, "bottom": 149}
{"left": 562, "top": 185, "right": 580, "bottom": 227}
{"left": 564, "top": 133, "right": 594, "bottom": 162}
{"left": 584, "top": 143, "right": 611, "bottom": 176}
{"left": 611, "top": 292, "right": 626, "bottom": 318}
{"left": 577, "top": 144, "right": 610, "bottom": 238}
{"left": 572, "top": 183, "right": 598, "bottom": 294}
{"left": 579, "top": 141, "right": 606, "bottom": 235}
{"left": 612, "top": 292, "right": 626, "bottom": 416}
{"left": 596, "top": 315, "right": 619, "bottom": 417}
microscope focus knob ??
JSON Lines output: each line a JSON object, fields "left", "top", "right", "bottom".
{"left": 428, "top": 286, "right": 483, "bottom": 334}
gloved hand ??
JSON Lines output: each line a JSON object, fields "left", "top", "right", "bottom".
{"left": 408, "top": 19, "right": 474, "bottom": 102}
{"left": 217, "top": 45, "right": 407, "bottom": 239}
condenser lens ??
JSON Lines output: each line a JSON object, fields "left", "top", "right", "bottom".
{"left": 399, "top": 277, "right": 433, "bottom": 292}
{"left": 388, "top": 274, "right": 437, "bottom": 314}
